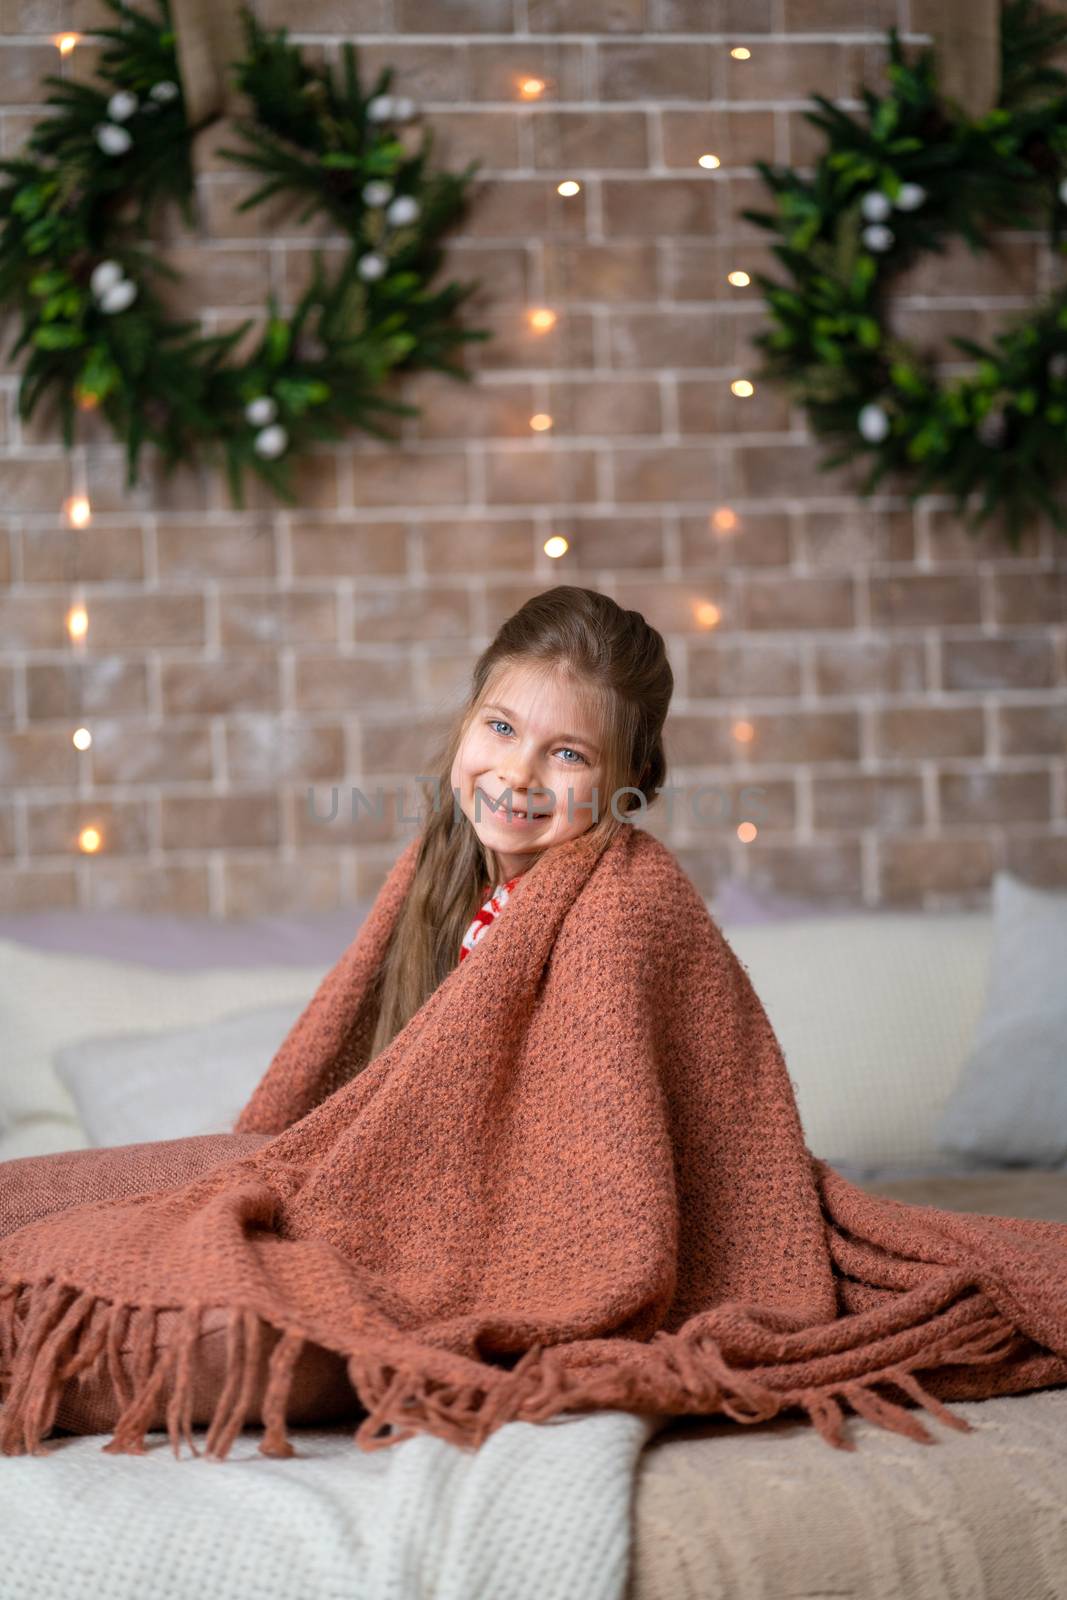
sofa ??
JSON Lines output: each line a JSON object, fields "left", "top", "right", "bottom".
{"left": 1, "top": 867, "right": 1065, "bottom": 1599}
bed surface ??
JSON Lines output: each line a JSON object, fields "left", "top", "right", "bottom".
{"left": 627, "top": 1166, "right": 1067, "bottom": 1600}
{"left": 3, "top": 1170, "right": 1066, "bottom": 1600}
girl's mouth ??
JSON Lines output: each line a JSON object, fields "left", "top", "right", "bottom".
{"left": 479, "top": 792, "right": 553, "bottom": 824}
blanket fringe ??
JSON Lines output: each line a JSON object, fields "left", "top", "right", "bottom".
{"left": 0, "top": 1275, "right": 1031, "bottom": 1460}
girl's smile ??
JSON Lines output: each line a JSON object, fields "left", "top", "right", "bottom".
{"left": 451, "top": 667, "right": 605, "bottom": 879}
{"left": 476, "top": 787, "right": 555, "bottom": 826}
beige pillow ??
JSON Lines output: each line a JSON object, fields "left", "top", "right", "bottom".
{"left": 726, "top": 909, "right": 994, "bottom": 1171}
{"left": 0, "top": 1134, "right": 364, "bottom": 1437}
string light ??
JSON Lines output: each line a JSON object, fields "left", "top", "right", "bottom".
{"left": 529, "top": 413, "right": 553, "bottom": 431}
{"left": 74, "top": 386, "right": 100, "bottom": 410}
{"left": 727, "top": 270, "right": 750, "bottom": 287}
{"left": 730, "top": 46, "right": 751, "bottom": 60}
{"left": 64, "top": 494, "right": 91, "bottom": 528}
{"left": 72, "top": 727, "right": 92, "bottom": 751}
{"left": 527, "top": 308, "right": 557, "bottom": 332}
{"left": 518, "top": 76, "right": 547, "bottom": 99}
{"left": 66, "top": 603, "right": 89, "bottom": 642}
{"left": 544, "top": 535, "right": 569, "bottom": 558}
{"left": 556, "top": 179, "right": 581, "bottom": 196}
{"left": 78, "top": 825, "right": 102, "bottom": 854}
{"left": 53, "top": 33, "right": 80, "bottom": 54}
{"left": 737, "top": 822, "right": 758, "bottom": 843}
{"left": 731, "top": 378, "right": 754, "bottom": 397}
{"left": 711, "top": 506, "right": 738, "bottom": 532}
{"left": 694, "top": 600, "right": 721, "bottom": 629}
{"left": 732, "top": 720, "right": 754, "bottom": 744}
{"left": 698, "top": 154, "right": 720, "bottom": 169}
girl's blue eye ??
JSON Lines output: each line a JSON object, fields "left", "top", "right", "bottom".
{"left": 486, "top": 720, "right": 588, "bottom": 765}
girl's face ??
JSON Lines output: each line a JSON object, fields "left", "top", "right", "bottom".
{"left": 450, "top": 667, "right": 607, "bottom": 881}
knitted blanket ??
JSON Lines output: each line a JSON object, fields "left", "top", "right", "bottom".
{"left": 3, "top": 822, "right": 1067, "bottom": 1463}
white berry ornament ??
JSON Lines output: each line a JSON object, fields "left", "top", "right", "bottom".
{"left": 386, "top": 195, "right": 420, "bottom": 226}
{"left": 861, "top": 222, "right": 894, "bottom": 252}
{"left": 99, "top": 279, "right": 137, "bottom": 314}
{"left": 107, "top": 90, "right": 138, "bottom": 121}
{"left": 858, "top": 402, "right": 890, "bottom": 442}
{"left": 894, "top": 182, "right": 926, "bottom": 210}
{"left": 357, "top": 252, "right": 387, "bottom": 281}
{"left": 244, "top": 395, "right": 278, "bottom": 426}
{"left": 95, "top": 123, "right": 132, "bottom": 156}
{"left": 392, "top": 96, "right": 417, "bottom": 121}
{"left": 860, "top": 190, "right": 892, "bottom": 222}
{"left": 149, "top": 80, "right": 179, "bottom": 103}
{"left": 89, "top": 260, "right": 124, "bottom": 298}
{"left": 366, "top": 95, "right": 394, "bottom": 121}
{"left": 253, "top": 424, "right": 288, "bottom": 458}
{"left": 362, "top": 180, "right": 394, "bottom": 207}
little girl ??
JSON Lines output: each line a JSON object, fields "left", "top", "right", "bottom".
{"left": 364, "top": 583, "right": 673, "bottom": 1063}
{"left": 1, "top": 582, "right": 676, "bottom": 1445}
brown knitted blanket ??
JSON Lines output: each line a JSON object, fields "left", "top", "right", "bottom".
{"left": 3, "top": 823, "right": 1067, "bottom": 1463}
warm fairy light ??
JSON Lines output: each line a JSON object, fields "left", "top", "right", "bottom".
{"left": 730, "top": 46, "right": 751, "bottom": 60}
{"left": 527, "top": 307, "right": 557, "bottom": 332}
{"left": 732, "top": 720, "right": 755, "bottom": 744}
{"left": 727, "top": 270, "right": 750, "bottom": 287}
{"left": 557, "top": 179, "right": 581, "bottom": 196}
{"left": 711, "top": 506, "right": 738, "bottom": 532}
{"left": 54, "top": 32, "right": 80, "bottom": 54}
{"left": 695, "top": 600, "right": 721, "bottom": 629}
{"left": 66, "top": 604, "right": 89, "bottom": 641}
{"left": 731, "top": 378, "right": 755, "bottom": 397}
{"left": 72, "top": 727, "right": 92, "bottom": 751}
{"left": 544, "top": 535, "right": 569, "bottom": 558}
{"left": 74, "top": 386, "right": 100, "bottom": 410}
{"left": 64, "top": 494, "right": 91, "bottom": 528}
{"left": 737, "top": 822, "right": 758, "bottom": 843}
{"left": 698, "top": 153, "right": 721, "bottom": 169}
{"left": 78, "top": 825, "right": 102, "bottom": 854}
{"left": 518, "top": 76, "right": 547, "bottom": 99}
{"left": 529, "top": 412, "right": 553, "bottom": 431}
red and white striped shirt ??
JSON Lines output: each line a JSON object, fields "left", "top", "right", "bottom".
{"left": 458, "top": 874, "right": 522, "bottom": 962}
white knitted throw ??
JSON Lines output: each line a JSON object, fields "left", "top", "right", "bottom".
{"left": 0, "top": 1410, "right": 660, "bottom": 1600}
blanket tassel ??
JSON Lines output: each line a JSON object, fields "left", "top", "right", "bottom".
{"left": 0, "top": 1278, "right": 1037, "bottom": 1460}
{"left": 334, "top": 1299, "right": 1017, "bottom": 1465}
{"left": 335, "top": 1298, "right": 1023, "bottom": 1457}
{"left": 787, "top": 1306, "right": 1021, "bottom": 1451}
{"left": 0, "top": 1280, "right": 313, "bottom": 1463}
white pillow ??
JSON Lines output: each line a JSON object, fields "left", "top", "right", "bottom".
{"left": 53, "top": 1001, "right": 306, "bottom": 1147}
{"left": 0, "top": 940, "right": 324, "bottom": 1156}
{"left": 935, "top": 873, "right": 1067, "bottom": 1166}
{"left": 724, "top": 909, "right": 994, "bottom": 1172}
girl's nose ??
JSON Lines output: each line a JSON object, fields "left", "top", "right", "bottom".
{"left": 498, "top": 762, "right": 532, "bottom": 791}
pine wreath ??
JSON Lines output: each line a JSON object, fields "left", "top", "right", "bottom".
{"left": 741, "top": 0, "right": 1067, "bottom": 551}
{"left": 0, "top": 0, "right": 490, "bottom": 507}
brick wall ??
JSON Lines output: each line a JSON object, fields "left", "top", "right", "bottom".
{"left": 0, "top": 0, "right": 1065, "bottom": 916}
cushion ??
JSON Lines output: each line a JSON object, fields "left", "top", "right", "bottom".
{"left": 0, "top": 1134, "right": 364, "bottom": 1437}
{"left": 934, "top": 873, "right": 1067, "bottom": 1167}
{"left": 726, "top": 909, "right": 994, "bottom": 1172}
{"left": 54, "top": 1001, "right": 307, "bottom": 1147}
{"left": 0, "top": 940, "right": 327, "bottom": 1156}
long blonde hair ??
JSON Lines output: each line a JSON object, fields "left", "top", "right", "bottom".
{"left": 365, "top": 584, "right": 674, "bottom": 1065}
